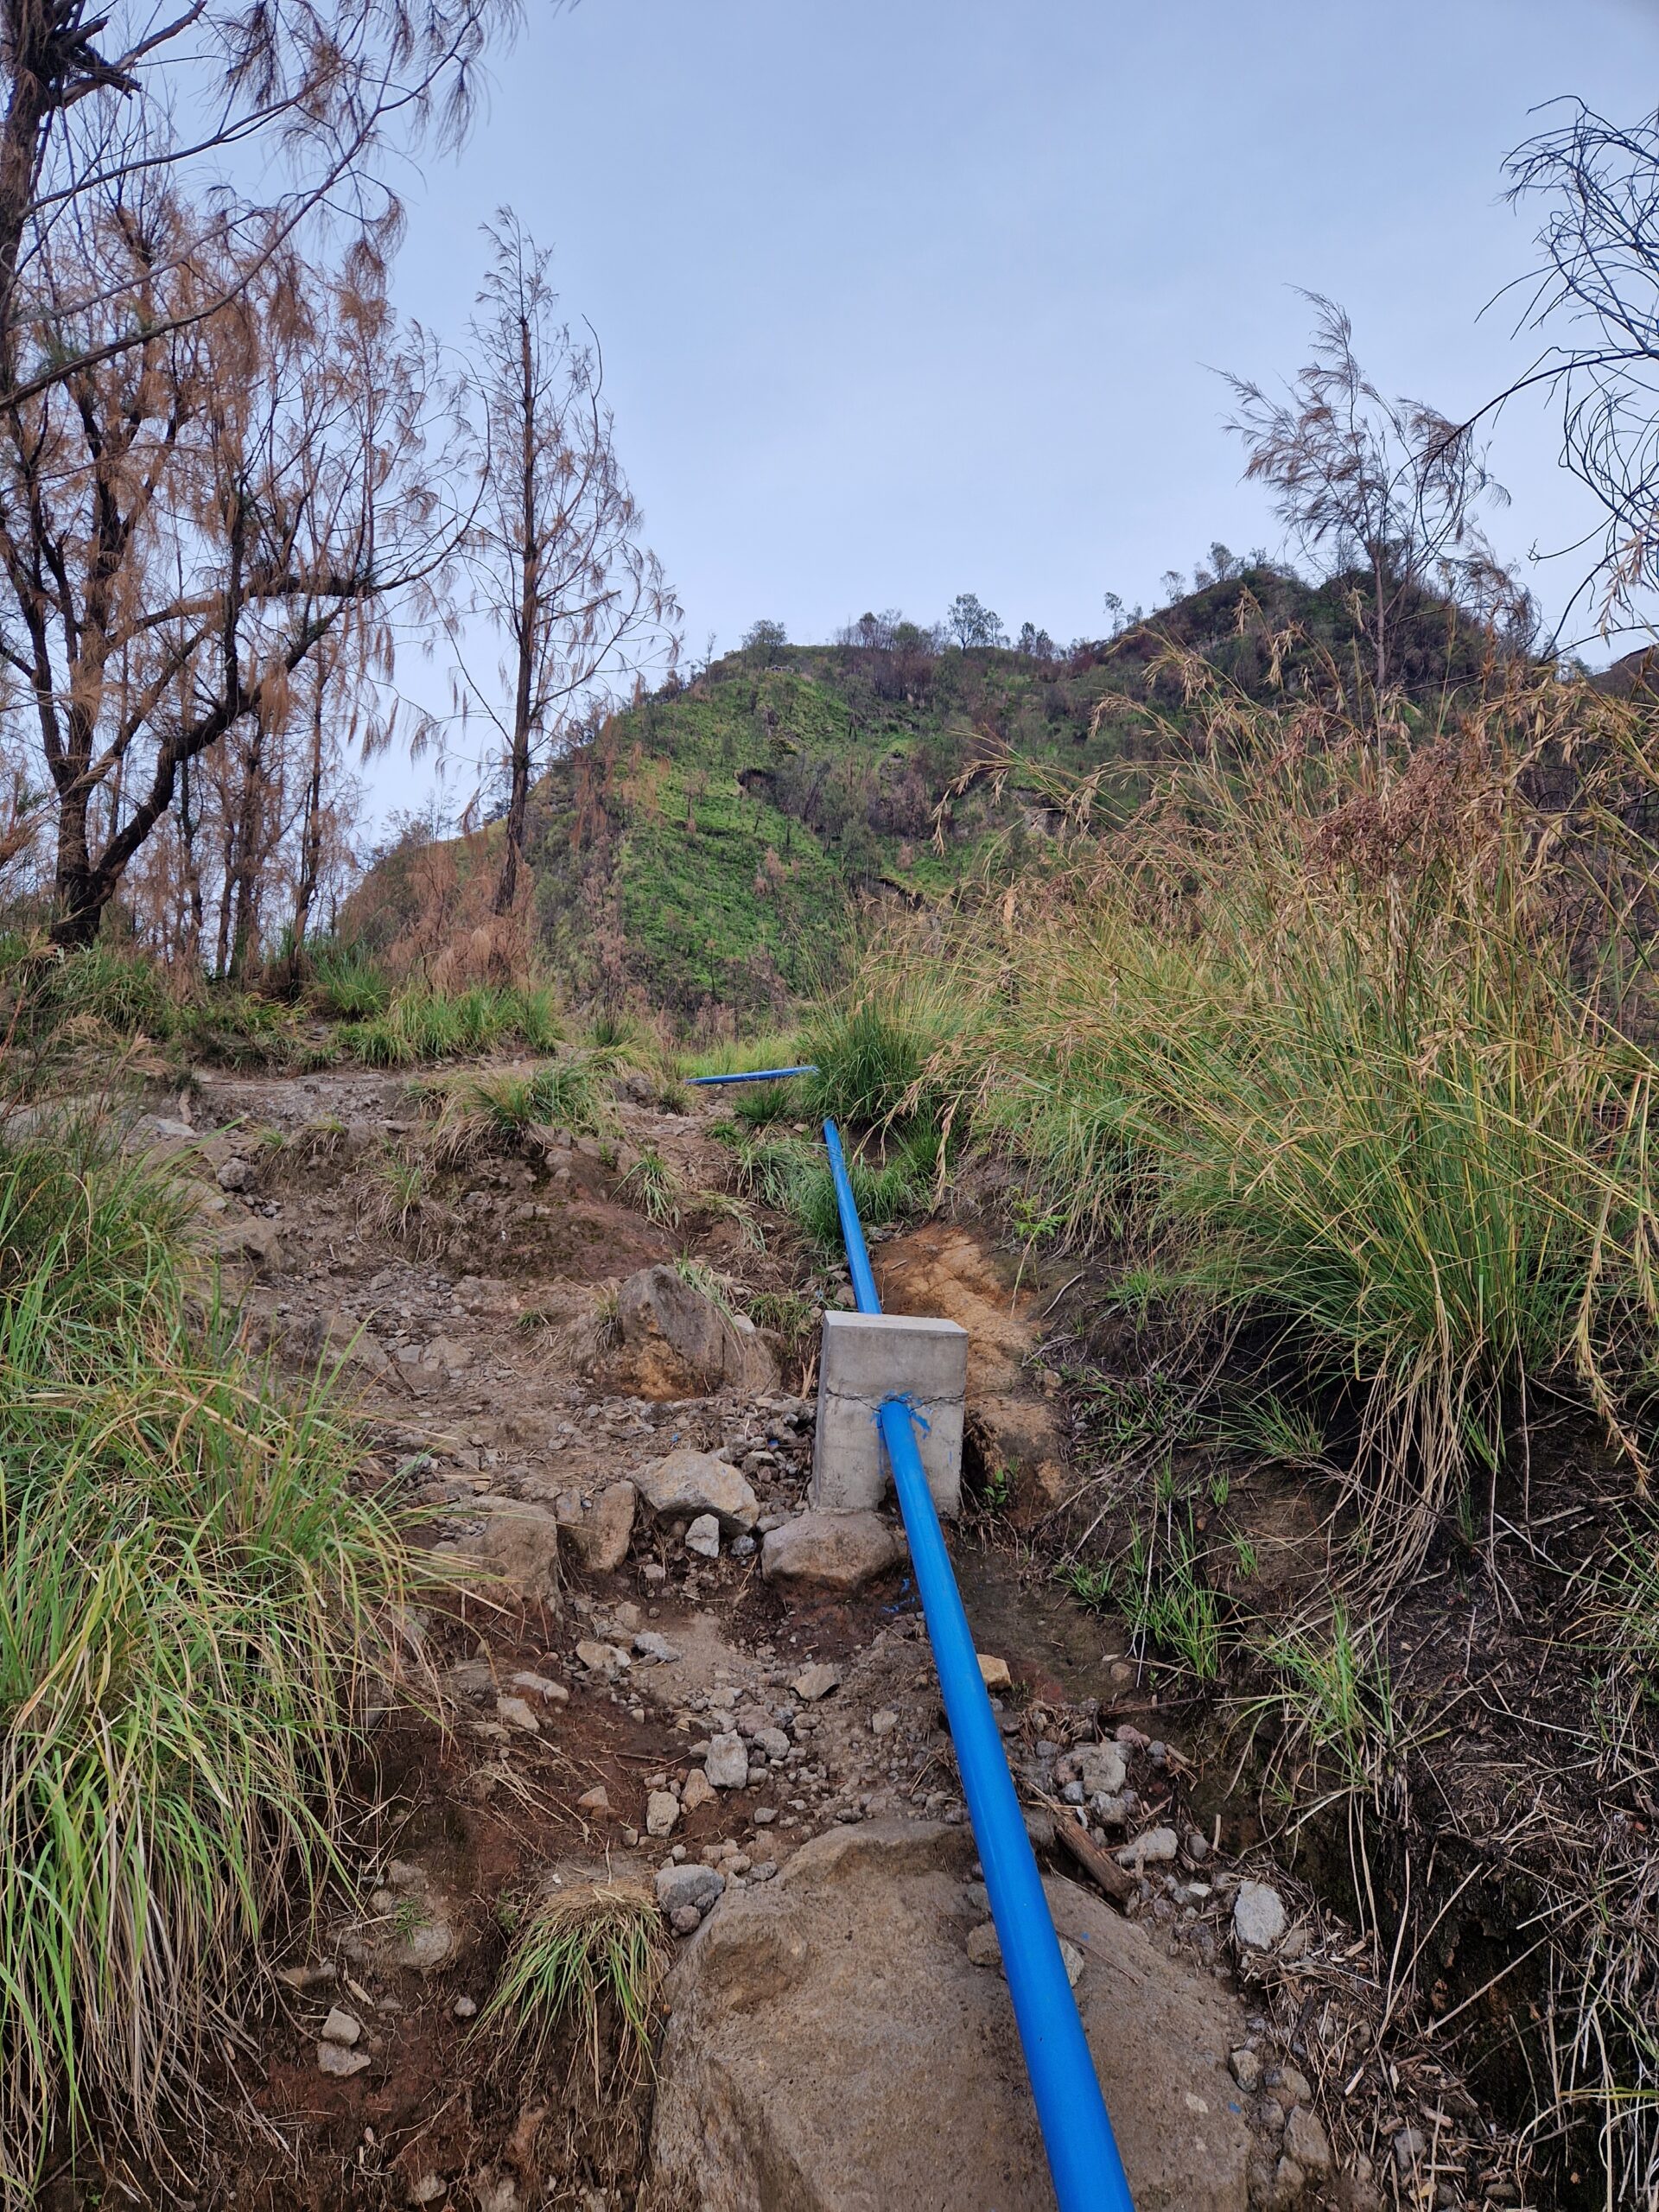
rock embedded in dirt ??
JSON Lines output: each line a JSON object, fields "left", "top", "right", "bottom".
{"left": 1230, "top": 2047, "right": 1263, "bottom": 2094}
{"left": 633, "top": 1446, "right": 760, "bottom": 1534}
{"left": 1076, "top": 1740, "right": 1129, "bottom": 1797}
{"left": 681, "top": 1768, "right": 717, "bottom": 1813}
{"left": 577, "top": 1786, "right": 610, "bottom": 1813}
{"left": 435, "top": 1497, "right": 563, "bottom": 1607}
{"left": 320, "top": 2005, "right": 361, "bottom": 2047}
{"left": 646, "top": 1819, "right": 1251, "bottom": 2211}
{"left": 613, "top": 1265, "right": 779, "bottom": 1397}
{"left": 495, "top": 1694, "right": 541, "bottom": 1733}
{"left": 761, "top": 1508, "right": 900, "bottom": 1593}
{"left": 508, "top": 1669, "right": 568, "bottom": 1703}
{"left": 213, "top": 1211, "right": 283, "bottom": 1272}
{"left": 1233, "top": 1879, "right": 1289, "bottom": 1952}
{"left": 276, "top": 1960, "right": 336, "bottom": 1992}
{"left": 555, "top": 1479, "right": 637, "bottom": 1573}
{"left": 789, "top": 1662, "right": 842, "bottom": 1703}
{"left": 1115, "top": 1826, "right": 1179, "bottom": 1869}
{"left": 646, "top": 1789, "right": 680, "bottom": 1838}
{"left": 316, "top": 2042, "right": 371, "bottom": 2079}
{"left": 704, "top": 1732, "right": 749, "bottom": 1790}
{"left": 1282, "top": 2107, "right": 1332, "bottom": 2177}
{"left": 574, "top": 1637, "right": 631, "bottom": 1678}
{"left": 976, "top": 1653, "right": 1013, "bottom": 1691}
{"left": 684, "top": 1513, "right": 721, "bottom": 1559}
{"left": 216, "top": 1155, "right": 254, "bottom": 1192}
{"left": 633, "top": 1629, "right": 682, "bottom": 1663}
{"left": 655, "top": 1863, "right": 724, "bottom": 1920}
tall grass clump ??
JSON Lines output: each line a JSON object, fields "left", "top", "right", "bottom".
{"left": 478, "top": 1880, "right": 665, "bottom": 2090}
{"left": 337, "top": 978, "right": 564, "bottom": 1067}
{"left": 304, "top": 936, "right": 392, "bottom": 1020}
{"left": 798, "top": 976, "right": 963, "bottom": 1132}
{"left": 872, "top": 626, "right": 1659, "bottom": 1570}
{"left": 0, "top": 1116, "right": 423, "bottom": 2195}
{"left": 419, "top": 1052, "right": 609, "bottom": 1165}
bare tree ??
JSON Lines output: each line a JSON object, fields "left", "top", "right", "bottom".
{"left": 1503, "top": 101, "right": 1659, "bottom": 636}
{"left": 0, "top": 185, "right": 454, "bottom": 944}
{"left": 449, "top": 210, "right": 677, "bottom": 918}
{"left": 1224, "top": 295, "right": 1523, "bottom": 707}
{"left": 0, "top": 0, "right": 521, "bottom": 408}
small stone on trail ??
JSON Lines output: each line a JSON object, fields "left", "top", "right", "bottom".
{"left": 681, "top": 1769, "right": 717, "bottom": 1813}
{"left": 495, "top": 1695, "right": 540, "bottom": 1732}
{"left": 508, "top": 1670, "right": 567, "bottom": 1702}
{"left": 965, "top": 1921, "right": 1001, "bottom": 1969}
{"left": 410, "top": 2177, "right": 446, "bottom": 2207}
{"left": 577, "top": 1786, "right": 610, "bottom": 1813}
{"left": 556, "top": 1478, "right": 637, "bottom": 1573}
{"left": 752, "top": 1806, "right": 777, "bottom": 1824}
{"left": 761, "top": 1508, "right": 899, "bottom": 1593}
{"left": 574, "top": 1637, "right": 631, "bottom": 1677}
{"left": 646, "top": 1789, "right": 680, "bottom": 1838}
{"left": 320, "top": 2006, "right": 360, "bottom": 2047}
{"left": 1283, "top": 2107, "right": 1332, "bottom": 2177}
{"left": 789, "top": 1662, "right": 842, "bottom": 1702}
{"left": 976, "top": 1654, "right": 1012, "bottom": 1692}
{"left": 1230, "top": 2046, "right": 1262, "bottom": 2094}
{"left": 655, "top": 1863, "right": 724, "bottom": 1920}
{"left": 634, "top": 1446, "right": 760, "bottom": 1533}
{"left": 671, "top": 1904, "right": 702, "bottom": 1934}
{"left": 684, "top": 1514, "right": 721, "bottom": 1559}
{"left": 1076, "top": 1740, "right": 1128, "bottom": 1797}
{"left": 633, "top": 1630, "right": 683, "bottom": 1662}
{"left": 276, "top": 1960, "right": 335, "bottom": 1991}
{"left": 317, "top": 2043, "right": 371, "bottom": 2078}
{"left": 1269, "top": 2155, "right": 1306, "bottom": 2207}
{"left": 704, "top": 1732, "right": 749, "bottom": 1789}
{"left": 871, "top": 1707, "right": 899, "bottom": 1737}
{"left": 1114, "top": 1826, "right": 1179, "bottom": 1869}
{"left": 1233, "top": 1879, "right": 1288, "bottom": 1952}
{"left": 453, "top": 1995, "right": 477, "bottom": 2019}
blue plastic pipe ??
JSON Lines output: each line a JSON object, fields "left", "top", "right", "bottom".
{"left": 821, "top": 1119, "right": 882, "bottom": 1317}
{"left": 685, "top": 1064, "right": 818, "bottom": 1085}
{"left": 823, "top": 1116, "right": 1135, "bottom": 2212}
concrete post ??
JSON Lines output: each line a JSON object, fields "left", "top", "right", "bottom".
{"left": 811, "top": 1310, "right": 969, "bottom": 1518}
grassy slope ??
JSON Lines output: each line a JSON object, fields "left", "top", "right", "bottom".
{"left": 344, "top": 565, "right": 1503, "bottom": 1023}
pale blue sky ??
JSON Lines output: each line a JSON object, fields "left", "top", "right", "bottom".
{"left": 374, "top": 0, "right": 1659, "bottom": 817}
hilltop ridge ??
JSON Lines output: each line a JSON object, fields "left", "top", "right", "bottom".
{"left": 349, "top": 564, "right": 1516, "bottom": 1020}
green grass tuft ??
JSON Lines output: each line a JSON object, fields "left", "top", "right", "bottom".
{"left": 477, "top": 1880, "right": 666, "bottom": 2090}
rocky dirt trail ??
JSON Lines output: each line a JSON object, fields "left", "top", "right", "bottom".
{"left": 118, "top": 1063, "right": 1416, "bottom": 2212}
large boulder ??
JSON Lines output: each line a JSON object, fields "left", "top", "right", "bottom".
{"left": 613, "top": 1265, "right": 778, "bottom": 1398}
{"left": 761, "top": 1509, "right": 900, "bottom": 1594}
{"left": 645, "top": 1819, "right": 1252, "bottom": 2212}
{"left": 634, "top": 1448, "right": 759, "bottom": 1534}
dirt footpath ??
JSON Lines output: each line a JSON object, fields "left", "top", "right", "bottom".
{"left": 111, "top": 1066, "right": 1426, "bottom": 2211}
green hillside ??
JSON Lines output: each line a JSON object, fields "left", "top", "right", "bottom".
{"left": 353, "top": 566, "right": 1510, "bottom": 1022}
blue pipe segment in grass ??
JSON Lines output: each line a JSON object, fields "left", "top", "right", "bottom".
{"left": 821, "top": 1119, "right": 882, "bottom": 1318}
{"left": 822, "top": 1115, "right": 1135, "bottom": 2212}
{"left": 684, "top": 1065, "right": 818, "bottom": 1084}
